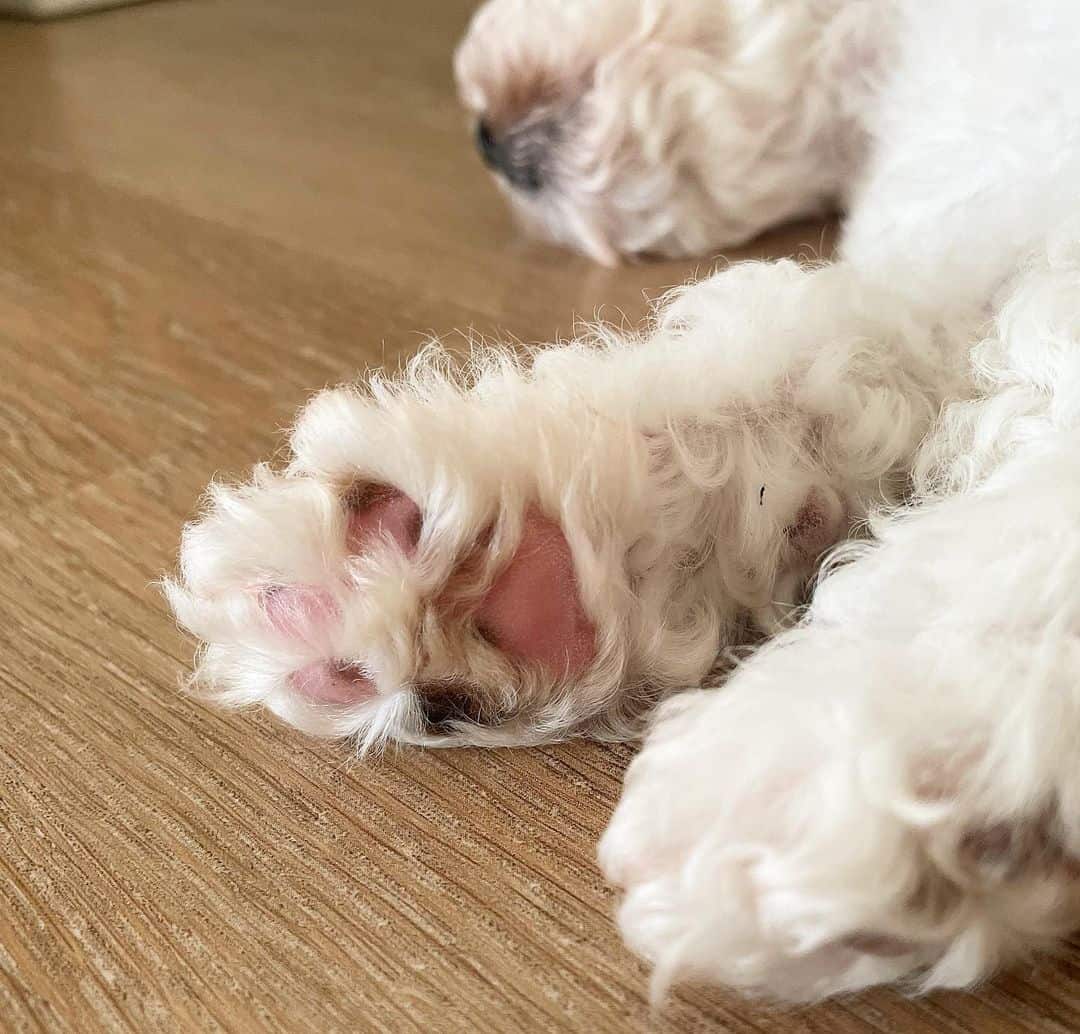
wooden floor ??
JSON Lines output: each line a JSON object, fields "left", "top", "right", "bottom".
{"left": 2, "top": 1, "right": 1079, "bottom": 1031}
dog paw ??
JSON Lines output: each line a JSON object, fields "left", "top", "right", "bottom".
{"left": 599, "top": 635, "right": 1080, "bottom": 1001}
{"left": 168, "top": 395, "right": 608, "bottom": 747}
{"left": 165, "top": 316, "right": 863, "bottom": 752}
{"left": 165, "top": 344, "right": 748, "bottom": 748}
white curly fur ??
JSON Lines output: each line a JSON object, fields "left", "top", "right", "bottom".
{"left": 167, "top": 0, "right": 1080, "bottom": 1004}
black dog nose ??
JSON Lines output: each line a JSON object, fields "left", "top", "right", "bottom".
{"left": 476, "top": 119, "right": 500, "bottom": 167}
{"left": 475, "top": 119, "right": 544, "bottom": 192}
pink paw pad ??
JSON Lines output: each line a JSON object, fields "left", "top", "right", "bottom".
{"left": 345, "top": 486, "right": 422, "bottom": 557}
{"left": 290, "top": 661, "right": 376, "bottom": 704}
{"left": 265, "top": 486, "right": 422, "bottom": 706}
{"left": 261, "top": 585, "right": 339, "bottom": 640}
{"left": 475, "top": 509, "right": 596, "bottom": 676}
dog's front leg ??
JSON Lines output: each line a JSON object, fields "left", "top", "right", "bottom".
{"left": 602, "top": 422, "right": 1080, "bottom": 1001}
{"left": 165, "top": 258, "right": 960, "bottom": 749}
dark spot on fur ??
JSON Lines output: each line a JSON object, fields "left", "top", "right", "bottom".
{"left": 415, "top": 681, "right": 491, "bottom": 729}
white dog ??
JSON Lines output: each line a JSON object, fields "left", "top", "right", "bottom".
{"left": 167, "top": 0, "right": 1080, "bottom": 1003}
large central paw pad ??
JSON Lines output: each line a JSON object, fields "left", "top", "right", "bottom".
{"left": 474, "top": 509, "right": 596, "bottom": 676}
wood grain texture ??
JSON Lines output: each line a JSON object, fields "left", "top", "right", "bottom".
{"left": 0, "top": 1, "right": 1077, "bottom": 1031}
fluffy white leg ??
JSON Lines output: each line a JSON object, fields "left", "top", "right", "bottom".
{"left": 601, "top": 248, "right": 1080, "bottom": 999}
{"left": 601, "top": 435, "right": 1080, "bottom": 999}
{"left": 165, "top": 259, "right": 962, "bottom": 750}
